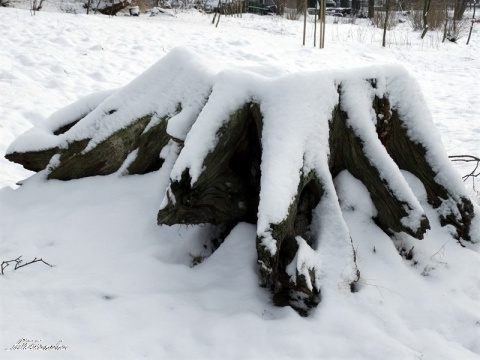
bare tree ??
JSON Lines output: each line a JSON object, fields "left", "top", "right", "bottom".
{"left": 453, "top": 0, "right": 469, "bottom": 20}
{"left": 352, "top": 0, "right": 360, "bottom": 14}
{"left": 382, "top": 0, "right": 391, "bottom": 46}
{"left": 272, "top": 0, "right": 286, "bottom": 15}
{"left": 442, "top": 0, "right": 470, "bottom": 42}
{"left": 368, "top": 0, "right": 375, "bottom": 19}
{"left": 30, "top": 0, "right": 45, "bottom": 15}
{"left": 466, "top": 1, "right": 477, "bottom": 45}
{"left": 421, "top": 0, "right": 432, "bottom": 38}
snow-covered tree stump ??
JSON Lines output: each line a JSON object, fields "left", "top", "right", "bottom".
{"left": 5, "top": 48, "right": 475, "bottom": 315}
{"left": 95, "top": 0, "right": 132, "bottom": 15}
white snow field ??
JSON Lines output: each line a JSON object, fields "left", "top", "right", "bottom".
{"left": 1, "top": 5, "right": 480, "bottom": 359}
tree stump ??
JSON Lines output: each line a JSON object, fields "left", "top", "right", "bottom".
{"left": 6, "top": 48, "right": 475, "bottom": 315}
{"left": 97, "top": 0, "right": 132, "bottom": 15}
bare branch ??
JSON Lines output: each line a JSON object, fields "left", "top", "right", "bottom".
{"left": 15, "top": 257, "right": 53, "bottom": 270}
{"left": 1, "top": 257, "right": 22, "bottom": 275}
{"left": 449, "top": 154, "right": 480, "bottom": 191}
{"left": 449, "top": 154, "right": 480, "bottom": 162}
{"left": 1, "top": 256, "right": 53, "bottom": 275}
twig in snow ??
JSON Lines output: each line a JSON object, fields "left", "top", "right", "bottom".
{"left": 349, "top": 239, "right": 361, "bottom": 292}
{"left": 1, "top": 256, "right": 53, "bottom": 275}
{"left": 449, "top": 154, "right": 480, "bottom": 191}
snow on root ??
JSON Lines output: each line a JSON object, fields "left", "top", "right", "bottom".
{"left": 5, "top": 48, "right": 475, "bottom": 315}
{"left": 6, "top": 47, "right": 216, "bottom": 177}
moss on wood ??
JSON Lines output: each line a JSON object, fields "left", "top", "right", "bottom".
{"left": 48, "top": 114, "right": 153, "bottom": 180}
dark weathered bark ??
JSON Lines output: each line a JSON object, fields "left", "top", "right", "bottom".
{"left": 48, "top": 114, "right": 156, "bottom": 180}
{"left": 5, "top": 147, "right": 59, "bottom": 173}
{"left": 329, "top": 101, "right": 430, "bottom": 239}
{"left": 157, "top": 102, "right": 323, "bottom": 315}
{"left": 6, "top": 113, "right": 172, "bottom": 180}
{"left": 373, "top": 96, "right": 474, "bottom": 241}
{"left": 158, "top": 104, "right": 263, "bottom": 227}
{"left": 126, "top": 115, "right": 170, "bottom": 175}
{"left": 5, "top": 115, "right": 84, "bottom": 172}
{"left": 256, "top": 170, "right": 323, "bottom": 314}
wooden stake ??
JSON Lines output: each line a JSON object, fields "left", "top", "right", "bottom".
{"left": 303, "top": 0, "right": 307, "bottom": 45}
{"left": 314, "top": 1, "right": 318, "bottom": 47}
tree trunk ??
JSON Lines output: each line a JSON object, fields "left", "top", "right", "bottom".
{"left": 466, "top": 1, "right": 476, "bottom": 45}
{"left": 352, "top": 0, "right": 360, "bottom": 15}
{"left": 368, "top": 0, "right": 374, "bottom": 19}
{"left": 382, "top": 0, "right": 390, "bottom": 46}
{"left": 421, "top": 0, "right": 432, "bottom": 39}
{"left": 454, "top": 0, "right": 469, "bottom": 20}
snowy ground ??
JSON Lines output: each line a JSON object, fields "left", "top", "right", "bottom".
{"left": 1, "top": 5, "right": 480, "bottom": 359}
